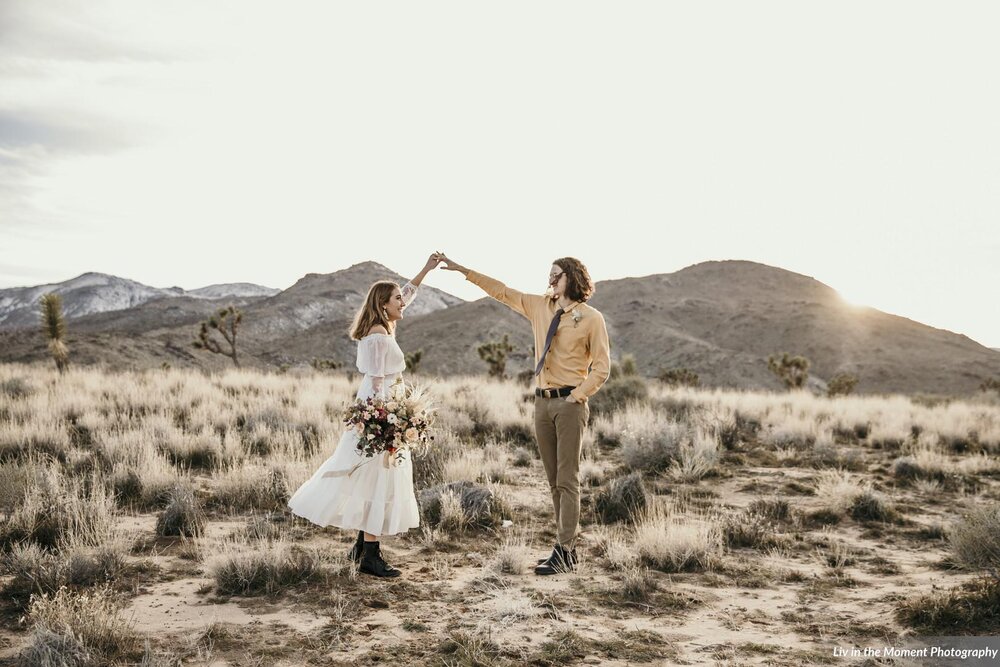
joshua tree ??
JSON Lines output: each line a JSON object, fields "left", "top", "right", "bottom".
{"left": 980, "top": 378, "right": 1000, "bottom": 395}
{"left": 477, "top": 335, "right": 515, "bottom": 378}
{"left": 768, "top": 353, "right": 810, "bottom": 389}
{"left": 658, "top": 367, "right": 700, "bottom": 387}
{"left": 39, "top": 293, "right": 69, "bottom": 373}
{"left": 827, "top": 372, "right": 859, "bottom": 397}
{"left": 311, "top": 358, "right": 341, "bottom": 371}
{"left": 609, "top": 353, "right": 639, "bottom": 381}
{"left": 193, "top": 305, "right": 242, "bottom": 367}
{"left": 405, "top": 349, "right": 423, "bottom": 374}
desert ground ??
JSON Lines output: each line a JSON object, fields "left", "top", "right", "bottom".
{"left": 0, "top": 362, "right": 998, "bottom": 666}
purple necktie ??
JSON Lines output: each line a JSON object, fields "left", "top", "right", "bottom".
{"left": 534, "top": 308, "right": 565, "bottom": 376}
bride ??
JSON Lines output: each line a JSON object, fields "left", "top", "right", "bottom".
{"left": 288, "top": 253, "right": 441, "bottom": 578}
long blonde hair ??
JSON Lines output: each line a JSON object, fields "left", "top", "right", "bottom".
{"left": 349, "top": 281, "right": 399, "bottom": 340}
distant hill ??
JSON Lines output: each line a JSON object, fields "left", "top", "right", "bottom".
{"left": 0, "top": 262, "right": 464, "bottom": 373}
{"left": 0, "top": 272, "right": 278, "bottom": 329}
{"left": 235, "top": 262, "right": 462, "bottom": 341}
{"left": 2, "top": 260, "right": 997, "bottom": 395}
{"left": 400, "top": 261, "right": 1000, "bottom": 395}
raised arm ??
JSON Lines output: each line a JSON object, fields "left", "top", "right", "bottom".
{"left": 410, "top": 254, "right": 440, "bottom": 288}
{"left": 437, "top": 253, "right": 540, "bottom": 319}
{"left": 401, "top": 254, "right": 442, "bottom": 307}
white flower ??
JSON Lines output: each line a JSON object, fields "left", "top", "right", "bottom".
{"left": 367, "top": 434, "right": 375, "bottom": 440}
{"left": 404, "top": 427, "right": 418, "bottom": 442}
{"left": 387, "top": 414, "right": 398, "bottom": 425}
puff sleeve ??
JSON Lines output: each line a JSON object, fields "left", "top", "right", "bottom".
{"left": 356, "top": 335, "right": 391, "bottom": 378}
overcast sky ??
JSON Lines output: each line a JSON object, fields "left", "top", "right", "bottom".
{"left": 2, "top": 1, "right": 998, "bottom": 346}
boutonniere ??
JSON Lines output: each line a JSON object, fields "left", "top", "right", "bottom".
{"left": 570, "top": 310, "right": 583, "bottom": 327}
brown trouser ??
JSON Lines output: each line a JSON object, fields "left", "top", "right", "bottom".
{"left": 534, "top": 396, "right": 589, "bottom": 549}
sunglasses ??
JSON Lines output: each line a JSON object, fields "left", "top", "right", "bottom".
{"left": 548, "top": 271, "right": 564, "bottom": 285}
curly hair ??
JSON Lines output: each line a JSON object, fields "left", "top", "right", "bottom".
{"left": 349, "top": 281, "right": 399, "bottom": 340}
{"left": 553, "top": 257, "right": 595, "bottom": 302}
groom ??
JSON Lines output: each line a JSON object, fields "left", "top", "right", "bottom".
{"left": 437, "top": 253, "right": 610, "bottom": 575}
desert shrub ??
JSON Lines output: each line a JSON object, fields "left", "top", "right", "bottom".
{"left": 723, "top": 510, "right": 779, "bottom": 550}
{"left": 633, "top": 504, "right": 722, "bottom": 572}
{"left": 809, "top": 442, "right": 863, "bottom": 471}
{"left": 0, "top": 460, "right": 40, "bottom": 513}
{"left": 20, "top": 627, "right": 94, "bottom": 666}
{"left": 892, "top": 456, "right": 930, "bottom": 482}
{"left": 111, "top": 469, "right": 144, "bottom": 508}
{"left": 209, "top": 465, "right": 289, "bottom": 512}
{"left": 109, "top": 454, "right": 179, "bottom": 511}
{"left": 896, "top": 577, "right": 1000, "bottom": 634}
{"left": 657, "top": 368, "right": 700, "bottom": 388}
{"left": 669, "top": 429, "right": 720, "bottom": 481}
{"left": 621, "top": 421, "right": 689, "bottom": 473}
{"left": 1, "top": 471, "right": 116, "bottom": 551}
{"left": 22, "top": 586, "right": 140, "bottom": 665}
{"left": 595, "top": 528, "right": 639, "bottom": 571}
{"left": 849, "top": 488, "right": 896, "bottom": 522}
{"left": 0, "top": 377, "right": 33, "bottom": 399}
{"left": 747, "top": 498, "right": 790, "bottom": 521}
{"left": 484, "top": 530, "right": 528, "bottom": 576}
{"left": 813, "top": 469, "right": 866, "bottom": 516}
{"left": 410, "top": 428, "right": 471, "bottom": 490}
{"left": 156, "top": 484, "right": 205, "bottom": 537}
{"left": 0, "top": 423, "right": 71, "bottom": 464}
{"left": 817, "top": 533, "right": 856, "bottom": 571}
{"left": 595, "top": 473, "right": 648, "bottom": 524}
{"left": 826, "top": 373, "right": 859, "bottom": 397}
{"left": 589, "top": 377, "right": 649, "bottom": 417}
{"left": 511, "top": 447, "right": 533, "bottom": 468}
{"left": 159, "top": 433, "right": 221, "bottom": 470}
{"left": 579, "top": 458, "right": 604, "bottom": 487}
{"left": 717, "top": 411, "right": 761, "bottom": 449}
{"left": 208, "top": 539, "right": 345, "bottom": 596}
{"left": 980, "top": 378, "right": 1000, "bottom": 394}
{"left": 949, "top": 504, "right": 1000, "bottom": 573}
{"left": 243, "top": 515, "right": 282, "bottom": 542}
{"left": 2, "top": 541, "right": 129, "bottom": 610}
{"left": 619, "top": 564, "right": 659, "bottom": 602}
{"left": 418, "top": 481, "right": 509, "bottom": 531}
{"left": 441, "top": 444, "right": 509, "bottom": 484}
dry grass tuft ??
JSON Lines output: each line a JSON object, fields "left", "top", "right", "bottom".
{"left": 156, "top": 483, "right": 205, "bottom": 537}
{"left": 207, "top": 537, "right": 349, "bottom": 596}
{"left": 594, "top": 472, "right": 648, "bottom": 524}
{"left": 633, "top": 502, "right": 722, "bottom": 572}
{"left": 949, "top": 504, "right": 1000, "bottom": 572}
{"left": 22, "top": 586, "right": 139, "bottom": 665}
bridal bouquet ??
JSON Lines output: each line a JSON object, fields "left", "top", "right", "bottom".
{"left": 343, "top": 380, "right": 435, "bottom": 467}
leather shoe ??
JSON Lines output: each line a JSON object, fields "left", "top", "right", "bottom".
{"left": 534, "top": 545, "right": 576, "bottom": 575}
{"left": 537, "top": 545, "right": 578, "bottom": 565}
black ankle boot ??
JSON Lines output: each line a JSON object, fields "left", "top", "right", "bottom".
{"left": 536, "top": 545, "right": 579, "bottom": 566}
{"left": 348, "top": 530, "right": 364, "bottom": 563}
{"left": 359, "top": 541, "right": 401, "bottom": 578}
{"left": 534, "top": 545, "right": 576, "bottom": 576}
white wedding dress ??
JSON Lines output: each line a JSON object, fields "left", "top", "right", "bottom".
{"left": 287, "top": 282, "right": 421, "bottom": 536}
